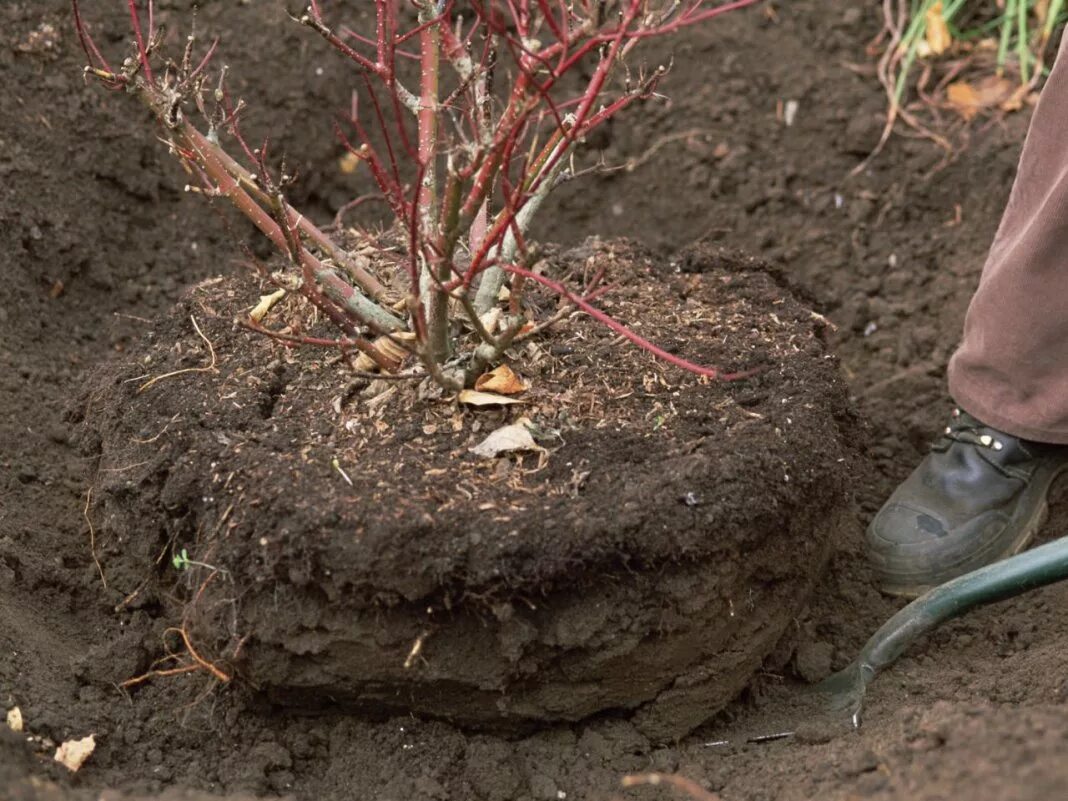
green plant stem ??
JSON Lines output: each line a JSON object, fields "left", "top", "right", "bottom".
{"left": 1044, "top": 0, "right": 1066, "bottom": 45}
{"left": 472, "top": 139, "right": 571, "bottom": 316}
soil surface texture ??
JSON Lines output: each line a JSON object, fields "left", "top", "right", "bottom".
{"left": 3, "top": 1, "right": 1068, "bottom": 801}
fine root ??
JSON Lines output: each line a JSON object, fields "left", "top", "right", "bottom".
{"left": 137, "top": 314, "right": 218, "bottom": 393}
{"left": 84, "top": 487, "right": 107, "bottom": 590}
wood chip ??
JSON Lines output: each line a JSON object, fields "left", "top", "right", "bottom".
{"left": 248, "top": 288, "right": 286, "bottom": 323}
{"left": 54, "top": 734, "right": 96, "bottom": 772}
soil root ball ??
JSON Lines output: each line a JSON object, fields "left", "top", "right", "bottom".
{"left": 80, "top": 241, "right": 859, "bottom": 740}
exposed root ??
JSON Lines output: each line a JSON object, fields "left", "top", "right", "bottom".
{"left": 119, "top": 662, "right": 201, "bottom": 689}
{"left": 120, "top": 569, "right": 234, "bottom": 690}
{"left": 120, "top": 624, "right": 232, "bottom": 690}
{"left": 83, "top": 487, "right": 107, "bottom": 590}
{"left": 137, "top": 315, "right": 218, "bottom": 393}
{"left": 169, "top": 625, "right": 232, "bottom": 684}
{"left": 623, "top": 128, "right": 723, "bottom": 173}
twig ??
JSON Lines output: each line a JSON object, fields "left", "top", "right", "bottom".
{"left": 506, "top": 266, "right": 759, "bottom": 381}
{"left": 404, "top": 630, "right": 429, "bottom": 669}
{"left": 623, "top": 127, "right": 720, "bottom": 172}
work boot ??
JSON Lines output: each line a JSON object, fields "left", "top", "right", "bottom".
{"left": 865, "top": 408, "right": 1068, "bottom": 598}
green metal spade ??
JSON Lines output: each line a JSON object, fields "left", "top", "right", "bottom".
{"left": 814, "top": 534, "right": 1068, "bottom": 728}
{"left": 707, "top": 535, "right": 1068, "bottom": 747}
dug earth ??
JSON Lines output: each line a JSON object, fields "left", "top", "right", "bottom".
{"left": 76, "top": 241, "right": 859, "bottom": 742}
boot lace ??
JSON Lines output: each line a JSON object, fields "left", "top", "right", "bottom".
{"left": 940, "top": 408, "right": 1004, "bottom": 451}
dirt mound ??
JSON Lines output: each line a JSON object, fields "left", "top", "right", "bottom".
{"left": 76, "top": 242, "right": 856, "bottom": 741}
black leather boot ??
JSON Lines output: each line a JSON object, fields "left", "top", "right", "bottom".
{"left": 865, "top": 408, "right": 1068, "bottom": 597}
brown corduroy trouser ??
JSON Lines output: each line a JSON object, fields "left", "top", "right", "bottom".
{"left": 948, "top": 34, "right": 1068, "bottom": 444}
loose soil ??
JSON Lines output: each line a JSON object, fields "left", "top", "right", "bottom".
{"left": 2, "top": 2, "right": 1068, "bottom": 801}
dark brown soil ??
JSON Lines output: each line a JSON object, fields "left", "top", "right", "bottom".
{"left": 4, "top": 1, "right": 1068, "bottom": 800}
{"left": 78, "top": 242, "right": 854, "bottom": 743}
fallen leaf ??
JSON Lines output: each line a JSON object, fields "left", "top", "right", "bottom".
{"left": 1036, "top": 0, "right": 1051, "bottom": 26}
{"left": 248, "top": 288, "right": 286, "bottom": 323}
{"left": 470, "top": 419, "right": 542, "bottom": 458}
{"left": 946, "top": 81, "right": 979, "bottom": 120}
{"left": 925, "top": 2, "right": 952, "bottom": 56}
{"left": 474, "top": 364, "right": 527, "bottom": 395}
{"left": 6, "top": 706, "right": 23, "bottom": 733}
{"left": 478, "top": 306, "right": 502, "bottom": 336}
{"left": 946, "top": 76, "right": 1013, "bottom": 120}
{"left": 354, "top": 332, "right": 416, "bottom": 372}
{"left": 458, "top": 389, "right": 524, "bottom": 407}
{"left": 54, "top": 734, "right": 95, "bottom": 772}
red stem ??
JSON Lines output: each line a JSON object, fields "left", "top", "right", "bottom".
{"left": 127, "top": 0, "right": 154, "bottom": 83}
{"left": 506, "top": 266, "right": 757, "bottom": 381}
{"left": 72, "top": 0, "right": 113, "bottom": 73}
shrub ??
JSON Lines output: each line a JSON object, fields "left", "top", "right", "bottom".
{"left": 75, "top": 0, "right": 758, "bottom": 388}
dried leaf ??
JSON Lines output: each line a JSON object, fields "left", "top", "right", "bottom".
{"left": 925, "top": 2, "right": 952, "bottom": 56}
{"left": 353, "top": 332, "right": 416, "bottom": 372}
{"left": 248, "top": 288, "right": 286, "bottom": 323}
{"left": 338, "top": 151, "right": 362, "bottom": 175}
{"left": 458, "top": 389, "right": 525, "bottom": 407}
{"left": 946, "top": 76, "right": 1013, "bottom": 120}
{"left": 478, "top": 307, "right": 502, "bottom": 336}
{"left": 474, "top": 364, "right": 527, "bottom": 395}
{"left": 6, "top": 706, "right": 23, "bottom": 733}
{"left": 54, "top": 734, "right": 95, "bottom": 772}
{"left": 946, "top": 81, "right": 979, "bottom": 120}
{"left": 470, "top": 419, "right": 542, "bottom": 458}
{"left": 1036, "top": 0, "right": 1051, "bottom": 26}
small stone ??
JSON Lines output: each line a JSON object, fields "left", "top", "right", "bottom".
{"left": 7, "top": 706, "right": 23, "bottom": 732}
{"left": 54, "top": 734, "right": 96, "bottom": 772}
{"left": 841, "top": 748, "right": 880, "bottom": 777}
{"left": 792, "top": 721, "right": 835, "bottom": 745}
{"left": 794, "top": 641, "right": 834, "bottom": 683}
